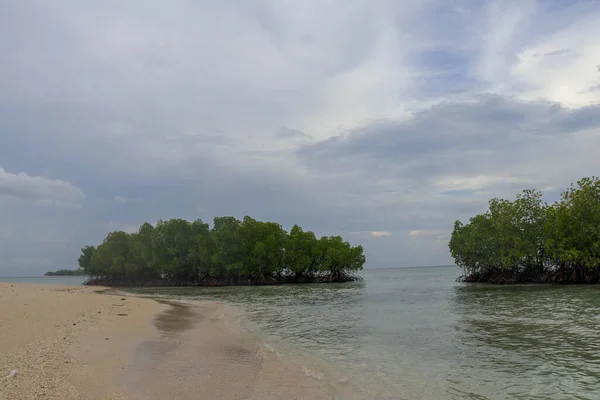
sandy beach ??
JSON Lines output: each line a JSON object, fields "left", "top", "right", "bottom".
{"left": 0, "top": 283, "right": 335, "bottom": 400}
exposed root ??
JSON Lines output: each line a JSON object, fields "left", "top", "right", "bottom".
{"left": 84, "top": 271, "right": 363, "bottom": 287}
{"left": 458, "top": 265, "right": 600, "bottom": 284}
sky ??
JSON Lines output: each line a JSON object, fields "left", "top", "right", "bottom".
{"left": 1, "top": 0, "right": 600, "bottom": 276}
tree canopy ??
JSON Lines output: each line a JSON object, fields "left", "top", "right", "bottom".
{"left": 449, "top": 177, "right": 600, "bottom": 284}
{"left": 44, "top": 269, "right": 87, "bottom": 276}
{"left": 79, "top": 216, "right": 366, "bottom": 286}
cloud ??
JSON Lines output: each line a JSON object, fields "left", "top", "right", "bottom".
{"left": 435, "top": 176, "right": 532, "bottom": 192}
{"left": 507, "top": 11, "right": 600, "bottom": 106}
{"left": 532, "top": 48, "right": 571, "bottom": 58}
{"left": 113, "top": 195, "right": 141, "bottom": 204}
{"left": 1, "top": 0, "right": 600, "bottom": 274}
{"left": 0, "top": 167, "right": 84, "bottom": 206}
{"left": 274, "top": 127, "right": 311, "bottom": 140}
{"left": 104, "top": 221, "right": 140, "bottom": 234}
{"left": 587, "top": 84, "right": 600, "bottom": 93}
{"left": 295, "top": 94, "right": 600, "bottom": 259}
{"left": 371, "top": 231, "right": 391, "bottom": 237}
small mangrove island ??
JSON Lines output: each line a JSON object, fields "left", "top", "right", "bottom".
{"left": 449, "top": 176, "right": 600, "bottom": 284}
{"left": 79, "top": 216, "right": 365, "bottom": 286}
{"left": 44, "top": 268, "right": 87, "bottom": 276}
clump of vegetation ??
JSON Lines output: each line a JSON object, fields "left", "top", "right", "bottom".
{"left": 79, "top": 216, "right": 365, "bottom": 286}
{"left": 44, "top": 269, "right": 87, "bottom": 276}
{"left": 449, "top": 177, "right": 600, "bottom": 284}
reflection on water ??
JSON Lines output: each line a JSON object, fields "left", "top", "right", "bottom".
{"left": 122, "top": 300, "right": 202, "bottom": 399}
{"left": 126, "top": 301, "right": 197, "bottom": 390}
{"left": 128, "top": 267, "right": 600, "bottom": 399}
{"left": 153, "top": 300, "right": 198, "bottom": 336}
{"left": 450, "top": 285, "right": 600, "bottom": 399}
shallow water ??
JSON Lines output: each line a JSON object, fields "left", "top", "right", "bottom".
{"left": 0, "top": 276, "right": 88, "bottom": 285}
{"left": 125, "top": 300, "right": 335, "bottom": 400}
{"left": 123, "top": 267, "right": 600, "bottom": 399}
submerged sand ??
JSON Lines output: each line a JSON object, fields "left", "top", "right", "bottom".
{"left": 0, "top": 283, "right": 338, "bottom": 400}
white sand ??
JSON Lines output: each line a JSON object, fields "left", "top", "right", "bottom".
{"left": 0, "top": 283, "right": 341, "bottom": 399}
{"left": 0, "top": 283, "right": 167, "bottom": 399}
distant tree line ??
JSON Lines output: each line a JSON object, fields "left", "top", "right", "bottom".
{"left": 44, "top": 269, "right": 87, "bottom": 276}
{"left": 79, "top": 216, "right": 366, "bottom": 286}
{"left": 449, "top": 177, "right": 600, "bottom": 284}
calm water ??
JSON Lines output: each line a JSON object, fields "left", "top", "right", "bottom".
{"left": 0, "top": 276, "right": 88, "bottom": 285}
{"left": 13, "top": 268, "right": 600, "bottom": 399}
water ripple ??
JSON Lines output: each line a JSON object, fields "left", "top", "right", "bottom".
{"left": 128, "top": 268, "right": 600, "bottom": 399}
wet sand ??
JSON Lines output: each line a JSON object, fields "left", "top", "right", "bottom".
{"left": 124, "top": 299, "right": 335, "bottom": 400}
{"left": 0, "top": 283, "right": 336, "bottom": 399}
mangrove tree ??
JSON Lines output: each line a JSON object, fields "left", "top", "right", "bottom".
{"left": 79, "top": 216, "right": 366, "bottom": 286}
{"left": 449, "top": 176, "right": 600, "bottom": 284}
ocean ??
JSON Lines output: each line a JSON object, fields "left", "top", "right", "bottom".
{"left": 0, "top": 276, "right": 88, "bottom": 285}
{"left": 125, "top": 266, "right": 600, "bottom": 399}
{"left": 7, "top": 267, "right": 600, "bottom": 399}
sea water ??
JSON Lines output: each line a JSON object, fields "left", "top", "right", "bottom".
{"left": 30, "top": 267, "right": 600, "bottom": 399}
{"left": 0, "top": 276, "right": 88, "bottom": 285}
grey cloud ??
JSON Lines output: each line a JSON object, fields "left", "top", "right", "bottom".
{"left": 113, "top": 196, "right": 142, "bottom": 204}
{"left": 0, "top": 195, "right": 91, "bottom": 275}
{"left": 297, "top": 96, "right": 578, "bottom": 167}
{"left": 294, "top": 95, "right": 600, "bottom": 243}
{"left": 556, "top": 104, "right": 600, "bottom": 132}
{"left": 532, "top": 48, "right": 571, "bottom": 58}
{"left": 587, "top": 84, "right": 600, "bottom": 93}
{"left": 2, "top": 1, "right": 600, "bottom": 275}
{"left": 0, "top": 167, "right": 84, "bottom": 205}
{"left": 0, "top": 100, "right": 233, "bottom": 188}
{"left": 275, "top": 127, "right": 311, "bottom": 140}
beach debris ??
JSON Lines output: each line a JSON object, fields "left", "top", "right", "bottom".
{"left": 263, "top": 342, "right": 281, "bottom": 356}
{"left": 121, "top": 298, "right": 126, "bottom": 300}
{"left": 302, "top": 366, "right": 324, "bottom": 380}
{"left": 5, "top": 370, "right": 19, "bottom": 379}
{"left": 117, "top": 313, "right": 128, "bottom": 316}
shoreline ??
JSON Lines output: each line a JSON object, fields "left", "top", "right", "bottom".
{"left": 82, "top": 274, "right": 363, "bottom": 287}
{"left": 0, "top": 283, "right": 344, "bottom": 399}
{"left": 0, "top": 282, "right": 168, "bottom": 399}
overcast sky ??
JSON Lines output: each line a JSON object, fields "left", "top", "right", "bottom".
{"left": 1, "top": 0, "right": 600, "bottom": 275}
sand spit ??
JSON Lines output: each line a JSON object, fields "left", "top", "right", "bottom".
{"left": 0, "top": 283, "right": 340, "bottom": 399}
{"left": 0, "top": 283, "right": 167, "bottom": 399}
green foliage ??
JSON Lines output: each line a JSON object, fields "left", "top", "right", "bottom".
{"left": 44, "top": 269, "right": 87, "bottom": 276}
{"left": 286, "top": 225, "right": 318, "bottom": 281}
{"left": 544, "top": 177, "right": 600, "bottom": 274}
{"left": 449, "top": 177, "right": 600, "bottom": 284}
{"left": 81, "top": 216, "right": 365, "bottom": 286}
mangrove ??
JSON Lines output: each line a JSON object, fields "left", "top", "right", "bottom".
{"left": 449, "top": 176, "right": 600, "bottom": 284}
{"left": 79, "top": 216, "right": 366, "bottom": 286}
{"left": 44, "top": 268, "right": 87, "bottom": 276}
